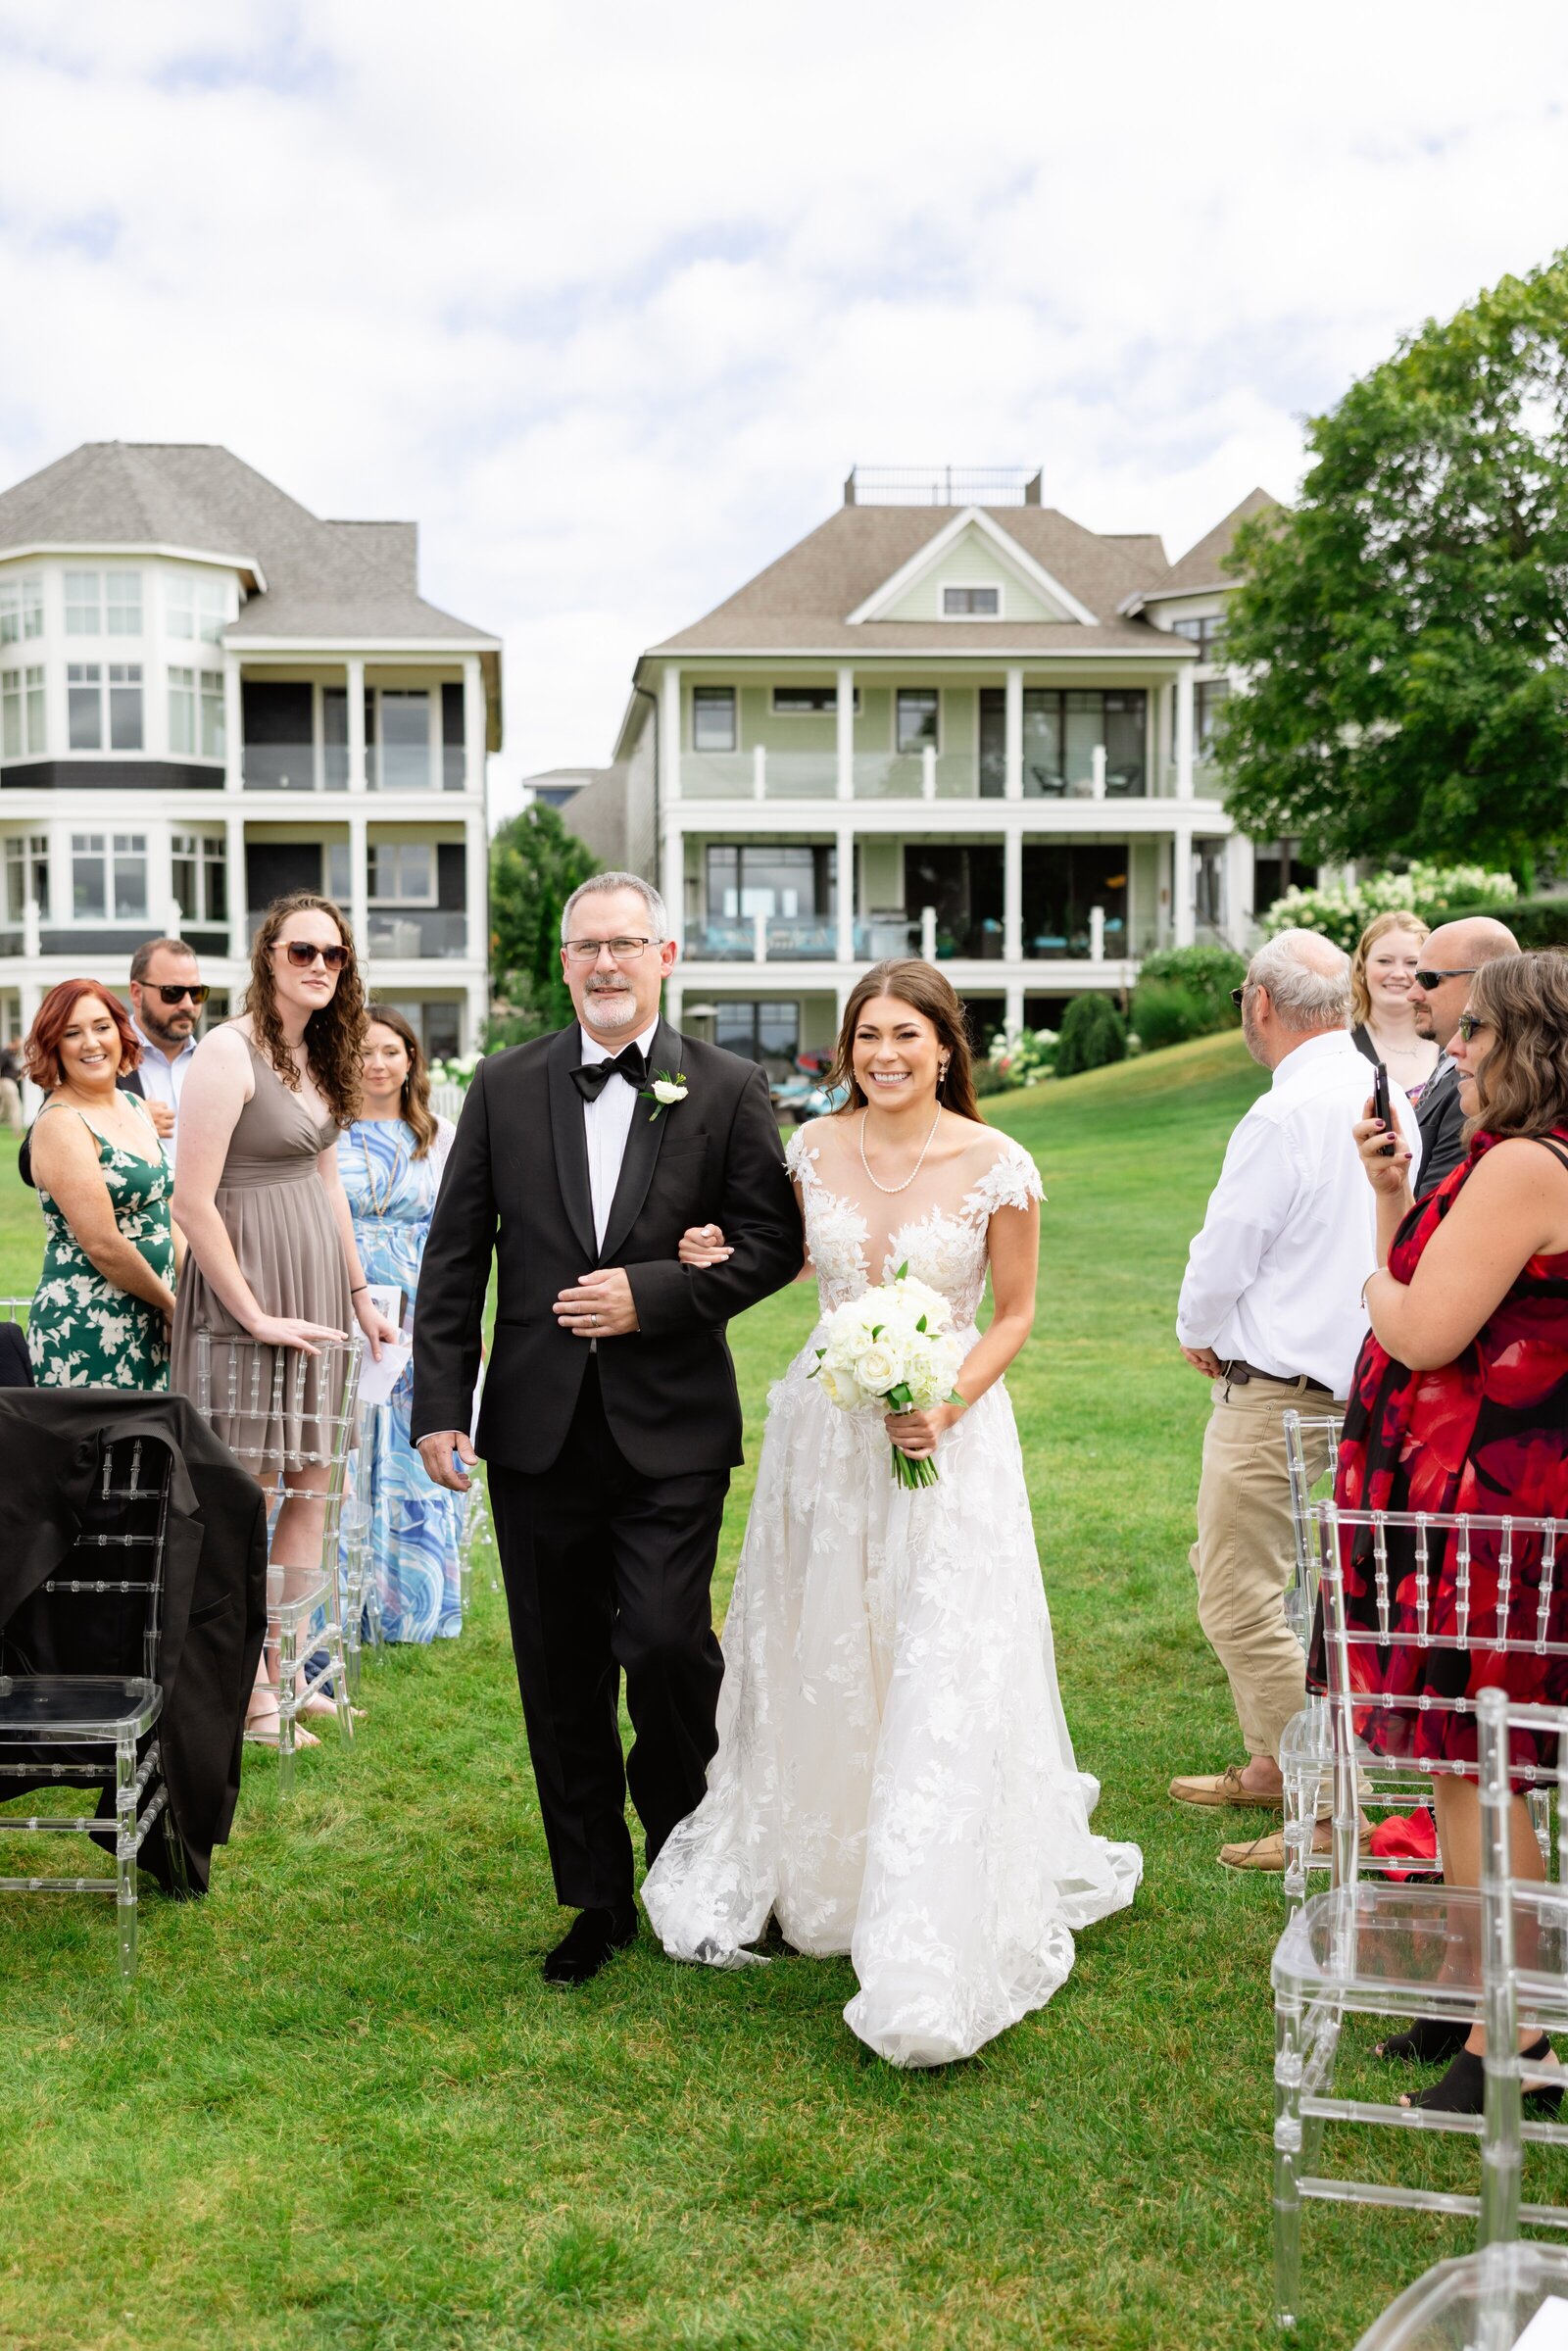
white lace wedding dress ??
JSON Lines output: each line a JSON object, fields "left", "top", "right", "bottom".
{"left": 642, "top": 1119, "right": 1142, "bottom": 2067}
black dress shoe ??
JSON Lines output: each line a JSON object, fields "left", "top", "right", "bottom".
{"left": 543, "top": 1905, "right": 637, "bottom": 1986}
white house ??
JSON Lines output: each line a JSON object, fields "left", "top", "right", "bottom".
{"left": 0, "top": 442, "right": 500, "bottom": 1060}
{"left": 612, "top": 468, "right": 1308, "bottom": 1069}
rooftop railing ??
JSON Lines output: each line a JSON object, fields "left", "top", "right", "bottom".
{"left": 844, "top": 466, "right": 1043, "bottom": 508}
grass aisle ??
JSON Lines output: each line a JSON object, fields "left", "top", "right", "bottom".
{"left": 0, "top": 1037, "right": 1555, "bottom": 2350}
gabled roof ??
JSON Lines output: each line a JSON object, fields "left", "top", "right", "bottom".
{"left": 0, "top": 443, "right": 496, "bottom": 649}
{"left": 648, "top": 502, "right": 1182, "bottom": 657}
{"left": 1121, "top": 487, "right": 1282, "bottom": 610}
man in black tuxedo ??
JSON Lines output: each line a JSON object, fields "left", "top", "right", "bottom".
{"left": 1408, "top": 915, "right": 1519, "bottom": 1199}
{"left": 412, "top": 873, "right": 801, "bottom": 1984}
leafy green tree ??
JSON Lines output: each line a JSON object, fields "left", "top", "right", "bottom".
{"left": 1219, "top": 252, "right": 1568, "bottom": 874}
{"left": 1054, "top": 995, "right": 1127, "bottom": 1078}
{"left": 487, "top": 803, "right": 599, "bottom": 1041}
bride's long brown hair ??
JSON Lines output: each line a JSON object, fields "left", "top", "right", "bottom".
{"left": 825, "top": 959, "right": 984, "bottom": 1124}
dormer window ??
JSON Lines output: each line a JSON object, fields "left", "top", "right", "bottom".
{"left": 943, "top": 585, "right": 1000, "bottom": 616}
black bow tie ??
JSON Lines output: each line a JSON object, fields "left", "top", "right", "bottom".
{"left": 571, "top": 1044, "right": 648, "bottom": 1103}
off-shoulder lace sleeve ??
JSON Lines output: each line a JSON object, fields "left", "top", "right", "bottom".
{"left": 969, "top": 1135, "right": 1045, "bottom": 1219}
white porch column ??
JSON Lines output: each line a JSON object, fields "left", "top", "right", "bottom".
{"left": 1224, "top": 831, "right": 1253, "bottom": 949}
{"left": 1004, "top": 822, "right": 1022, "bottom": 962}
{"left": 1004, "top": 666, "right": 1023, "bottom": 801}
{"left": 1004, "top": 983, "right": 1024, "bottom": 1035}
{"left": 836, "top": 820, "right": 855, "bottom": 963}
{"left": 222, "top": 655, "right": 243, "bottom": 791}
{"left": 1175, "top": 665, "right": 1195, "bottom": 802}
{"left": 919, "top": 905, "right": 938, "bottom": 962}
{"left": 347, "top": 658, "right": 368, "bottom": 794}
{"left": 1172, "top": 822, "right": 1196, "bottom": 948}
{"left": 463, "top": 655, "right": 486, "bottom": 799}
{"left": 348, "top": 809, "right": 369, "bottom": 967}
{"left": 466, "top": 803, "right": 489, "bottom": 971}
{"left": 662, "top": 666, "right": 682, "bottom": 804}
{"left": 1089, "top": 906, "right": 1105, "bottom": 963}
{"left": 225, "top": 808, "right": 247, "bottom": 960}
{"left": 661, "top": 815, "right": 684, "bottom": 955}
{"left": 465, "top": 974, "right": 487, "bottom": 1054}
{"left": 836, "top": 666, "right": 855, "bottom": 801}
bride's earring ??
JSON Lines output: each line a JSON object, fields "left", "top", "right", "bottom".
{"left": 938, "top": 1057, "right": 950, "bottom": 1096}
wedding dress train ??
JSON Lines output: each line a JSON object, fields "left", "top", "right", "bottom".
{"left": 641, "top": 1122, "right": 1142, "bottom": 2067}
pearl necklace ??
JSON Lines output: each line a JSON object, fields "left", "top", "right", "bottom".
{"left": 859, "top": 1104, "right": 942, "bottom": 1196}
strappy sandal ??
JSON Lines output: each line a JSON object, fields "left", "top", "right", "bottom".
{"left": 1374, "top": 2018, "right": 1467, "bottom": 2063}
{"left": 1401, "top": 2034, "right": 1563, "bottom": 2115}
{"left": 243, "top": 1702, "right": 319, "bottom": 1751}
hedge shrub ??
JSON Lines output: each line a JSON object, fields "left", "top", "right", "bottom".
{"left": 1131, "top": 946, "right": 1247, "bottom": 1051}
{"left": 1054, "top": 995, "right": 1128, "bottom": 1078}
{"left": 1438, "top": 896, "right": 1568, "bottom": 951}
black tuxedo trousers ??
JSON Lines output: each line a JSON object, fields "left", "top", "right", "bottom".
{"left": 411, "top": 1020, "right": 801, "bottom": 1911}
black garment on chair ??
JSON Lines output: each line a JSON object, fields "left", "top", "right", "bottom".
{"left": 0, "top": 1322, "right": 32, "bottom": 1386}
{"left": 0, "top": 1391, "right": 267, "bottom": 1891}
{"left": 18, "top": 1065, "right": 145, "bottom": 1191}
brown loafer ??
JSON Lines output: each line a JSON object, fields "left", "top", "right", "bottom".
{"left": 1218, "top": 1825, "right": 1332, "bottom": 1872}
{"left": 1169, "top": 1763, "right": 1284, "bottom": 1812}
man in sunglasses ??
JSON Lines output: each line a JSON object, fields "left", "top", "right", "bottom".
{"left": 18, "top": 935, "right": 208, "bottom": 1188}
{"left": 1407, "top": 915, "right": 1519, "bottom": 1199}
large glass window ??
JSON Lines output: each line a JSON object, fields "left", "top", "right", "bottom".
{"left": 72, "top": 832, "right": 147, "bottom": 921}
{"left": 1196, "top": 678, "right": 1230, "bottom": 752}
{"left": 65, "top": 571, "right": 102, "bottom": 634}
{"left": 368, "top": 842, "right": 435, "bottom": 902}
{"left": 169, "top": 666, "right": 224, "bottom": 758}
{"left": 692, "top": 687, "right": 736, "bottom": 753}
{"left": 109, "top": 663, "right": 143, "bottom": 751}
{"left": 1171, "top": 613, "right": 1226, "bottom": 661}
{"left": 377, "top": 690, "right": 431, "bottom": 789}
{"left": 68, "top": 662, "right": 103, "bottom": 749}
{"left": 979, "top": 688, "right": 1146, "bottom": 797}
{"left": 1, "top": 666, "right": 45, "bottom": 759}
{"left": 106, "top": 573, "right": 142, "bottom": 635}
{"left": 172, "top": 831, "right": 227, "bottom": 923}
{"left": 706, "top": 844, "right": 835, "bottom": 918}
{"left": 4, "top": 834, "right": 49, "bottom": 921}
{"left": 168, "top": 575, "right": 227, "bottom": 643}
{"left": 896, "top": 690, "right": 940, "bottom": 753}
{"left": 904, "top": 845, "right": 1004, "bottom": 959}
{"left": 1021, "top": 846, "right": 1128, "bottom": 959}
{"left": 0, "top": 575, "right": 42, "bottom": 645}
{"left": 713, "top": 1000, "right": 800, "bottom": 1066}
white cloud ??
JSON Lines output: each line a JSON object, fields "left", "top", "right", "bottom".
{"left": 1, "top": 0, "right": 1567, "bottom": 819}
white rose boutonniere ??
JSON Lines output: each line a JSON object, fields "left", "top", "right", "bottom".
{"left": 642, "top": 1069, "right": 689, "bottom": 1122}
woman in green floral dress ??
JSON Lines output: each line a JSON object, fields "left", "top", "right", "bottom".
{"left": 24, "top": 981, "right": 177, "bottom": 1390}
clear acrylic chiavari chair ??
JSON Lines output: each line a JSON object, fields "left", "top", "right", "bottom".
{"left": 0, "top": 1426, "right": 179, "bottom": 1982}
{"left": 190, "top": 1331, "right": 363, "bottom": 1795}
{"left": 1272, "top": 1500, "right": 1568, "bottom": 2332}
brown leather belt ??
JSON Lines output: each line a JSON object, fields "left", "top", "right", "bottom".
{"left": 1220, "top": 1357, "right": 1335, "bottom": 1394}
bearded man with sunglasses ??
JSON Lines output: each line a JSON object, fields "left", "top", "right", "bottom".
{"left": 1407, "top": 916, "right": 1520, "bottom": 1200}
{"left": 18, "top": 935, "right": 209, "bottom": 1188}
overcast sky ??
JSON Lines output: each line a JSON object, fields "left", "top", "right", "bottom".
{"left": 1, "top": 1, "right": 1566, "bottom": 824}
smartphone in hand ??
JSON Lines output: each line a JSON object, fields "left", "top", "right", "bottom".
{"left": 1371, "top": 1061, "right": 1396, "bottom": 1156}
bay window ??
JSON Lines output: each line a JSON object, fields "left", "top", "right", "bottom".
{"left": 73, "top": 832, "right": 148, "bottom": 921}
{"left": 0, "top": 575, "right": 42, "bottom": 646}
{"left": 106, "top": 573, "right": 143, "bottom": 635}
{"left": 4, "top": 835, "right": 49, "bottom": 921}
{"left": 168, "top": 576, "right": 227, "bottom": 643}
{"left": 169, "top": 665, "right": 225, "bottom": 758}
{"left": 172, "top": 832, "right": 227, "bottom": 924}
{"left": 1, "top": 666, "right": 45, "bottom": 759}
{"left": 69, "top": 664, "right": 143, "bottom": 751}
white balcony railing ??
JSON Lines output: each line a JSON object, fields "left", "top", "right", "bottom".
{"left": 680, "top": 743, "right": 1156, "bottom": 802}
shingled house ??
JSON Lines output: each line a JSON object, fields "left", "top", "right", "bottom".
{"left": 612, "top": 468, "right": 1298, "bottom": 1069}
{"left": 0, "top": 441, "right": 500, "bottom": 1057}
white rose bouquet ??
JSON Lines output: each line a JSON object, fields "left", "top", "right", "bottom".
{"left": 809, "top": 1263, "right": 966, "bottom": 1489}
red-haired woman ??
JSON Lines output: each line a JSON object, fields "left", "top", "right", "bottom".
{"left": 24, "top": 980, "right": 177, "bottom": 1389}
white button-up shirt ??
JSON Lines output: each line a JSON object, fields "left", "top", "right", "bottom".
{"left": 1175, "top": 1029, "right": 1422, "bottom": 1398}
{"left": 131, "top": 1021, "right": 198, "bottom": 1168}
{"left": 579, "top": 1018, "right": 660, "bottom": 1251}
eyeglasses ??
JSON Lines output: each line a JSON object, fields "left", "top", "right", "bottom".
{"left": 1455, "top": 1010, "right": 1488, "bottom": 1044}
{"left": 275, "top": 942, "right": 350, "bottom": 971}
{"left": 151, "top": 983, "right": 210, "bottom": 1006}
{"left": 563, "top": 936, "right": 659, "bottom": 964}
{"left": 1412, "top": 967, "right": 1477, "bottom": 990}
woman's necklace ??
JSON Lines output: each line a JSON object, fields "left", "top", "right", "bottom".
{"left": 360, "top": 1123, "right": 408, "bottom": 1219}
{"left": 1370, "top": 1025, "right": 1432, "bottom": 1067}
{"left": 859, "top": 1105, "right": 943, "bottom": 1196}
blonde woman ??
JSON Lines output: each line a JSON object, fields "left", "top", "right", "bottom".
{"left": 1349, "top": 911, "right": 1439, "bottom": 1102}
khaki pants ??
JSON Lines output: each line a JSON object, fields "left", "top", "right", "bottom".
{"left": 1188, "top": 1371, "right": 1341, "bottom": 1766}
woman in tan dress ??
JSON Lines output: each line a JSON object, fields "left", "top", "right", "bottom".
{"left": 172, "top": 892, "right": 397, "bottom": 1746}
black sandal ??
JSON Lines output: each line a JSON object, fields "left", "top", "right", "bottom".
{"left": 1375, "top": 2018, "right": 1467, "bottom": 2064}
{"left": 1402, "top": 2035, "right": 1562, "bottom": 2116}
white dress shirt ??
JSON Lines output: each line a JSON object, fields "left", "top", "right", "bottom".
{"left": 131, "top": 1021, "right": 198, "bottom": 1168}
{"left": 1175, "top": 1029, "right": 1423, "bottom": 1397}
{"left": 579, "top": 1018, "right": 660, "bottom": 1251}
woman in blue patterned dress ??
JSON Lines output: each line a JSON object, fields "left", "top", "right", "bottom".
{"left": 25, "top": 981, "right": 177, "bottom": 1389}
{"left": 339, "top": 1008, "right": 465, "bottom": 1640}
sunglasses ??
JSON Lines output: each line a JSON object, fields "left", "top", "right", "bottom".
{"left": 1230, "top": 986, "right": 1249, "bottom": 1008}
{"left": 151, "top": 983, "right": 210, "bottom": 1005}
{"left": 1412, "top": 967, "right": 1477, "bottom": 991}
{"left": 1454, "top": 1011, "right": 1488, "bottom": 1044}
{"left": 275, "top": 942, "right": 350, "bottom": 971}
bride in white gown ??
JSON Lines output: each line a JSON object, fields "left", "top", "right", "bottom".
{"left": 642, "top": 960, "right": 1141, "bottom": 2067}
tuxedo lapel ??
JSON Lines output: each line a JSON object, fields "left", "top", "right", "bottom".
{"left": 546, "top": 1027, "right": 598, "bottom": 1265}
{"left": 1417, "top": 1057, "right": 1457, "bottom": 1135}
{"left": 598, "top": 1018, "right": 680, "bottom": 1267}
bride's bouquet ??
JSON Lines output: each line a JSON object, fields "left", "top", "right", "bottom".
{"left": 809, "top": 1264, "right": 966, "bottom": 1490}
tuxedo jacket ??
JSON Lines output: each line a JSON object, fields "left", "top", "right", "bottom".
{"left": 18, "top": 1064, "right": 145, "bottom": 1192}
{"left": 411, "top": 1020, "right": 803, "bottom": 1479}
{"left": 1414, "top": 1058, "right": 1466, "bottom": 1200}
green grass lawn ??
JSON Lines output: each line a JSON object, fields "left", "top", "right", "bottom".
{"left": 1, "top": 1038, "right": 1559, "bottom": 2350}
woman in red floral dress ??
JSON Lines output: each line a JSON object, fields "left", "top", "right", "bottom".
{"left": 1336, "top": 950, "right": 1568, "bottom": 2114}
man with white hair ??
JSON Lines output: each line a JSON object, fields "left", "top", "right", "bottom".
{"left": 1171, "top": 928, "right": 1421, "bottom": 1870}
